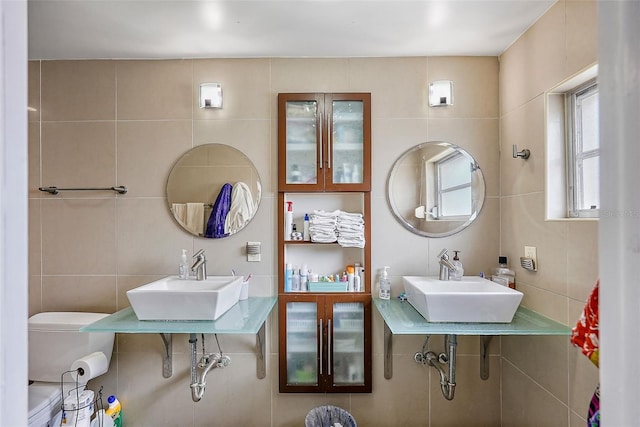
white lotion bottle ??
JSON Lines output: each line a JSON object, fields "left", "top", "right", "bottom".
{"left": 178, "top": 249, "right": 189, "bottom": 279}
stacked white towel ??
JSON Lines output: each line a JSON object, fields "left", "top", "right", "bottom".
{"left": 309, "top": 209, "right": 365, "bottom": 247}
{"left": 337, "top": 211, "right": 365, "bottom": 248}
{"left": 309, "top": 210, "right": 339, "bottom": 243}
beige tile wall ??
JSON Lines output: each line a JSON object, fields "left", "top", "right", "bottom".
{"left": 29, "top": 55, "right": 501, "bottom": 426}
{"left": 499, "top": 0, "right": 599, "bottom": 425}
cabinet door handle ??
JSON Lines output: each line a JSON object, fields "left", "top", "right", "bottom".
{"left": 319, "top": 115, "right": 323, "bottom": 169}
{"left": 328, "top": 318, "right": 332, "bottom": 376}
{"left": 327, "top": 114, "right": 332, "bottom": 169}
{"left": 319, "top": 318, "right": 323, "bottom": 375}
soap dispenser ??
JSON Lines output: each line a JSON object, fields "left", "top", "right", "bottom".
{"left": 178, "top": 249, "right": 189, "bottom": 279}
{"left": 450, "top": 250, "right": 464, "bottom": 281}
{"left": 378, "top": 266, "right": 391, "bottom": 300}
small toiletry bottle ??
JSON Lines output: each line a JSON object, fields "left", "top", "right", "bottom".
{"left": 355, "top": 262, "right": 365, "bottom": 292}
{"left": 346, "top": 265, "right": 355, "bottom": 292}
{"left": 285, "top": 263, "right": 293, "bottom": 292}
{"left": 300, "top": 264, "right": 309, "bottom": 292}
{"left": 178, "top": 249, "right": 189, "bottom": 279}
{"left": 450, "top": 250, "right": 464, "bottom": 281}
{"left": 303, "top": 213, "right": 310, "bottom": 241}
{"left": 378, "top": 266, "right": 391, "bottom": 300}
{"left": 105, "top": 395, "right": 122, "bottom": 427}
{"left": 292, "top": 267, "right": 301, "bottom": 292}
{"left": 492, "top": 256, "right": 516, "bottom": 289}
{"left": 284, "top": 201, "right": 294, "bottom": 241}
{"left": 354, "top": 274, "right": 361, "bottom": 292}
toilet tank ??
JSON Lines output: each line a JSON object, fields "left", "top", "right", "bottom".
{"left": 28, "top": 312, "right": 115, "bottom": 383}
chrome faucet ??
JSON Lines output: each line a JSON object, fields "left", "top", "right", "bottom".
{"left": 437, "top": 249, "right": 456, "bottom": 281}
{"left": 191, "top": 249, "right": 207, "bottom": 281}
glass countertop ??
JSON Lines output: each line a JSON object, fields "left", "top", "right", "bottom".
{"left": 81, "top": 297, "right": 277, "bottom": 334}
{"left": 374, "top": 298, "right": 571, "bottom": 335}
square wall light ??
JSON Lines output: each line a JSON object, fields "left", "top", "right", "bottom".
{"left": 429, "top": 80, "right": 453, "bottom": 107}
{"left": 199, "top": 83, "right": 222, "bottom": 109}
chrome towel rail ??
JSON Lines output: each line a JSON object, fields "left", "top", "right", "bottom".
{"left": 39, "top": 186, "right": 127, "bottom": 195}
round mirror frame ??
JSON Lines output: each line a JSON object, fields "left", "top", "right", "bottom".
{"left": 166, "top": 143, "right": 262, "bottom": 238}
{"left": 386, "top": 141, "right": 485, "bottom": 238}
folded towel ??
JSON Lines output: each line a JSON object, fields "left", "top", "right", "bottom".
{"left": 571, "top": 279, "right": 599, "bottom": 367}
{"left": 205, "top": 183, "right": 232, "bottom": 238}
{"left": 185, "top": 203, "right": 205, "bottom": 235}
{"left": 224, "top": 182, "right": 255, "bottom": 234}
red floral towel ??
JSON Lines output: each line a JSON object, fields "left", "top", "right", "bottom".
{"left": 571, "top": 279, "right": 599, "bottom": 367}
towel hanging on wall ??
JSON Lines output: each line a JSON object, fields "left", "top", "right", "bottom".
{"left": 571, "top": 279, "right": 600, "bottom": 427}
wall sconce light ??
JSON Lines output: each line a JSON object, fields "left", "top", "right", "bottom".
{"left": 429, "top": 80, "right": 454, "bottom": 107}
{"left": 199, "top": 83, "right": 222, "bottom": 109}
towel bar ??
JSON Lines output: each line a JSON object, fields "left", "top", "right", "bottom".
{"left": 39, "top": 186, "right": 127, "bottom": 195}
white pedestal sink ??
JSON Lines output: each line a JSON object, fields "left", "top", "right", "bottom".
{"left": 127, "top": 275, "right": 244, "bottom": 321}
{"left": 402, "top": 276, "right": 523, "bottom": 323}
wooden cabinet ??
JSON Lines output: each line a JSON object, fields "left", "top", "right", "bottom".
{"left": 277, "top": 93, "right": 371, "bottom": 192}
{"left": 277, "top": 92, "right": 372, "bottom": 393}
{"left": 278, "top": 294, "right": 371, "bottom": 393}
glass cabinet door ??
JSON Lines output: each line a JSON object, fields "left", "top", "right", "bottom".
{"left": 330, "top": 99, "right": 365, "bottom": 185}
{"left": 285, "top": 302, "right": 318, "bottom": 386}
{"left": 281, "top": 96, "right": 322, "bottom": 189}
{"left": 331, "top": 301, "right": 365, "bottom": 386}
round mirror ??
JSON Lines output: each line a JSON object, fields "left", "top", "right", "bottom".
{"left": 167, "top": 144, "right": 261, "bottom": 238}
{"left": 387, "top": 141, "right": 485, "bottom": 238}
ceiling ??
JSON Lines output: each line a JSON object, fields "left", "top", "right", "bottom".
{"left": 28, "top": 0, "right": 556, "bottom": 60}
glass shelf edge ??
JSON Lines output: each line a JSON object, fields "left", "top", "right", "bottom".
{"left": 373, "top": 298, "right": 571, "bottom": 336}
{"left": 81, "top": 297, "right": 277, "bottom": 334}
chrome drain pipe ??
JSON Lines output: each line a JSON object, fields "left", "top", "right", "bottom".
{"left": 189, "top": 333, "right": 231, "bottom": 402}
{"left": 415, "top": 334, "right": 457, "bottom": 400}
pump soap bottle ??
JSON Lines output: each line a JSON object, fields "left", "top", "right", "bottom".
{"left": 178, "top": 249, "right": 189, "bottom": 279}
{"left": 450, "top": 251, "right": 464, "bottom": 281}
{"left": 378, "top": 266, "right": 391, "bottom": 300}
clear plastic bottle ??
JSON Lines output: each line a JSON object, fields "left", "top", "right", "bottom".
{"left": 178, "top": 249, "right": 189, "bottom": 279}
{"left": 299, "top": 264, "right": 309, "bottom": 292}
{"left": 378, "top": 266, "right": 391, "bottom": 300}
{"left": 105, "top": 395, "right": 122, "bottom": 427}
{"left": 292, "top": 267, "right": 301, "bottom": 292}
{"left": 492, "top": 256, "right": 515, "bottom": 289}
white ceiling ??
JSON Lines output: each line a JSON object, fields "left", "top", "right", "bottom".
{"left": 28, "top": 0, "right": 556, "bottom": 60}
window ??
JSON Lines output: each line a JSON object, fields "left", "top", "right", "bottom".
{"left": 566, "top": 79, "right": 599, "bottom": 217}
{"left": 435, "top": 152, "right": 472, "bottom": 218}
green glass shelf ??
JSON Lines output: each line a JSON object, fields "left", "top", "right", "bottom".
{"left": 373, "top": 298, "right": 571, "bottom": 336}
{"left": 81, "top": 297, "right": 277, "bottom": 334}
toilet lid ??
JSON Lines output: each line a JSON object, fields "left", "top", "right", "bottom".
{"left": 28, "top": 383, "right": 62, "bottom": 420}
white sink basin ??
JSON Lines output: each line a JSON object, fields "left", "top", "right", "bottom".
{"left": 127, "top": 275, "right": 244, "bottom": 321}
{"left": 402, "top": 276, "right": 523, "bottom": 323}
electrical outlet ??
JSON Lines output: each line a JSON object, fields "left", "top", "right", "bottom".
{"left": 524, "top": 246, "right": 537, "bottom": 267}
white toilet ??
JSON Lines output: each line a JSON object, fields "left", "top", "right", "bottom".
{"left": 28, "top": 312, "right": 115, "bottom": 427}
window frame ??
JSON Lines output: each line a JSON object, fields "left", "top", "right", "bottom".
{"left": 435, "top": 152, "right": 472, "bottom": 220}
{"left": 566, "top": 78, "right": 599, "bottom": 218}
